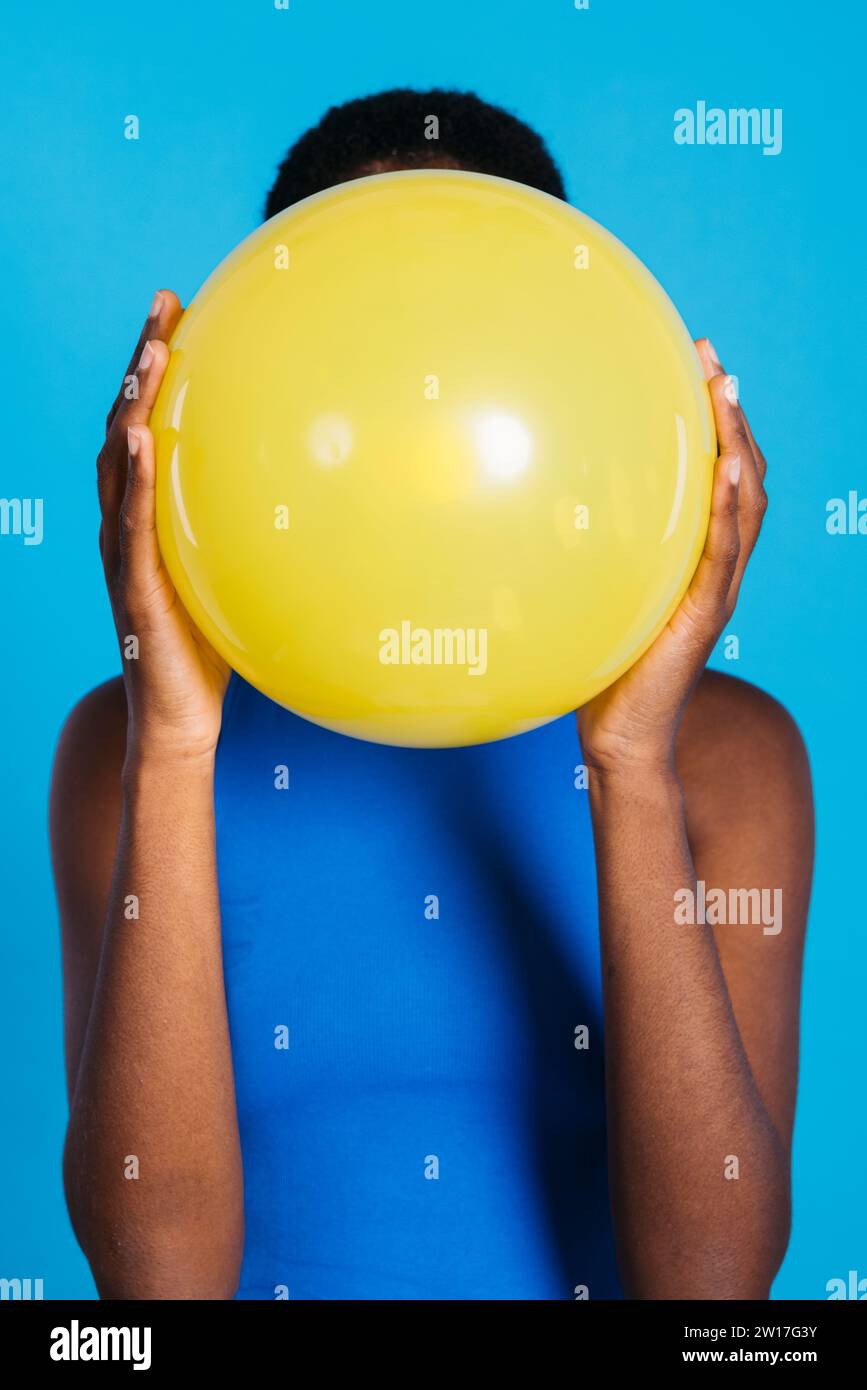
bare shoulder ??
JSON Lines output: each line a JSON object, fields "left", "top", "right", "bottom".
{"left": 50, "top": 676, "right": 128, "bottom": 890}
{"left": 51, "top": 676, "right": 128, "bottom": 804}
{"left": 676, "top": 669, "right": 813, "bottom": 852}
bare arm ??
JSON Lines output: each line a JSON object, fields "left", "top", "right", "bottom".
{"left": 579, "top": 341, "right": 812, "bottom": 1297}
{"left": 588, "top": 687, "right": 810, "bottom": 1298}
{"left": 51, "top": 292, "right": 242, "bottom": 1299}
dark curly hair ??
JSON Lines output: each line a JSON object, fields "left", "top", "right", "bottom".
{"left": 263, "top": 87, "right": 567, "bottom": 219}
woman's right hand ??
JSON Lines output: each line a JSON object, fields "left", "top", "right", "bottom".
{"left": 97, "top": 290, "right": 230, "bottom": 765}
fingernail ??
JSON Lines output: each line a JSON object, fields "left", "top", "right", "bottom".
{"left": 724, "top": 374, "right": 739, "bottom": 405}
{"left": 728, "top": 454, "right": 741, "bottom": 486}
{"left": 139, "top": 341, "right": 154, "bottom": 371}
{"left": 149, "top": 291, "right": 163, "bottom": 319}
{"left": 706, "top": 339, "right": 723, "bottom": 372}
{"left": 127, "top": 426, "right": 142, "bottom": 457}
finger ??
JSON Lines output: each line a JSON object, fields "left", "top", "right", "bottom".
{"left": 695, "top": 339, "right": 752, "bottom": 460}
{"left": 96, "top": 435, "right": 125, "bottom": 571}
{"left": 695, "top": 337, "right": 766, "bottom": 480}
{"left": 675, "top": 445, "right": 742, "bottom": 642}
{"left": 707, "top": 369, "right": 766, "bottom": 531}
{"left": 706, "top": 373, "right": 767, "bottom": 615}
{"left": 706, "top": 368, "right": 751, "bottom": 469}
{"left": 738, "top": 403, "right": 766, "bottom": 481}
{"left": 695, "top": 337, "right": 721, "bottom": 383}
{"left": 117, "top": 424, "right": 163, "bottom": 604}
{"left": 106, "top": 289, "right": 182, "bottom": 434}
{"left": 98, "top": 338, "right": 171, "bottom": 565}
{"left": 99, "top": 293, "right": 178, "bottom": 573}
{"left": 723, "top": 474, "right": 768, "bottom": 618}
{"left": 111, "top": 336, "right": 171, "bottom": 434}
{"left": 709, "top": 359, "right": 767, "bottom": 483}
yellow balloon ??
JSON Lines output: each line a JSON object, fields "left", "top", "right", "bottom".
{"left": 152, "top": 170, "right": 715, "bottom": 748}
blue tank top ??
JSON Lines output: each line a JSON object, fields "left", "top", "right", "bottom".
{"left": 214, "top": 674, "right": 622, "bottom": 1300}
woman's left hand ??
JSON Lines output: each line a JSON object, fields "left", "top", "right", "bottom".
{"left": 576, "top": 339, "right": 767, "bottom": 777}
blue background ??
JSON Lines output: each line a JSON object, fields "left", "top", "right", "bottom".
{"left": 0, "top": 0, "right": 862, "bottom": 1299}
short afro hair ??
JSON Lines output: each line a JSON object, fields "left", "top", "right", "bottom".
{"left": 263, "top": 87, "right": 567, "bottom": 219}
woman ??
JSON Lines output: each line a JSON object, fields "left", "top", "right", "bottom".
{"left": 51, "top": 89, "right": 814, "bottom": 1300}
